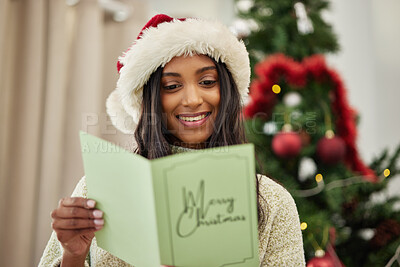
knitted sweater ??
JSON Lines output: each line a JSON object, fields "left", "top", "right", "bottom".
{"left": 39, "top": 147, "right": 305, "bottom": 266}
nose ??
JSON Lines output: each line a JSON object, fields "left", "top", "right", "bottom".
{"left": 182, "top": 84, "right": 203, "bottom": 108}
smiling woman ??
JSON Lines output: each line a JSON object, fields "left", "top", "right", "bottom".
{"left": 160, "top": 55, "right": 220, "bottom": 148}
{"left": 39, "top": 14, "right": 306, "bottom": 267}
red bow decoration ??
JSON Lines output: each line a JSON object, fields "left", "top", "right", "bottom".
{"left": 245, "top": 54, "right": 376, "bottom": 181}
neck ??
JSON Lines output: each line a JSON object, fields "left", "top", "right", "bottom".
{"left": 175, "top": 142, "right": 205, "bottom": 149}
{"left": 166, "top": 135, "right": 206, "bottom": 149}
{"left": 169, "top": 143, "right": 195, "bottom": 154}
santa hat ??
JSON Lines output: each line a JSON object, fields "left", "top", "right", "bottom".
{"left": 106, "top": 14, "right": 250, "bottom": 134}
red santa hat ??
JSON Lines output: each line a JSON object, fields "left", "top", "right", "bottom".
{"left": 106, "top": 14, "right": 250, "bottom": 134}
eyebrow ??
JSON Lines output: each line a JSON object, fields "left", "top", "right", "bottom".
{"left": 162, "top": 72, "right": 181, "bottom": 77}
{"left": 195, "top": 66, "right": 217, "bottom": 74}
{"left": 161, "top": 66, "right": 217, "bottom": 77}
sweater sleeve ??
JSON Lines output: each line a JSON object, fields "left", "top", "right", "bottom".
{"left": 38, "top": 177, "right": 90, "bottom": 267}
{"left": 257, "top": 175, "right": 306, "bottom": 266}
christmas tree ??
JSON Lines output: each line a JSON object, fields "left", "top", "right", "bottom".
{"left": 235, "top": 0, "right": 400, "bottom": 266}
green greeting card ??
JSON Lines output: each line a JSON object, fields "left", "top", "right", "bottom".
{"left": 80, "top": 132, "right": 259, "bottom": 267}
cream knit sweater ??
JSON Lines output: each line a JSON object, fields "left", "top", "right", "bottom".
{"left": 38, "top": 173, "right": 305, "bottom": 266}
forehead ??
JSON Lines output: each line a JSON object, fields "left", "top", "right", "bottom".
{"left": 163, "top": 54, "right": 216, "bottom": 72}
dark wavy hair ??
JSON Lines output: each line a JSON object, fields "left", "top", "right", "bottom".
{"left": 134, "top": 58, "right": 265, "bottom": 227}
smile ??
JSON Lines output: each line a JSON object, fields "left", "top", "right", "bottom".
{"left": 176, "top": 112, "right": 211, "bottom": 126}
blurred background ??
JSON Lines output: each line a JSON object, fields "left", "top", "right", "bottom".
{"left": 0, "top": 0, "right": 399, "bottom": 266}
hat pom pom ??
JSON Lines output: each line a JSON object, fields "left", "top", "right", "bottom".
{"left": 106, "top": 90, "right": 138, "bottom": 134}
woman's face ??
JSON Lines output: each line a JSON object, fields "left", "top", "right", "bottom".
{"left": 160, "top": 55, "right": 220, "bottom": 148}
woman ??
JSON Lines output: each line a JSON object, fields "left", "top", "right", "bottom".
{"left": 39, "top": 14, "right": 305, "bottom": 266}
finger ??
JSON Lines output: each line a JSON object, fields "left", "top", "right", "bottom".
{"left": 59, "top": 197, "right": 96, "bottom": 209}
{"left": 55, "top": 228, "right": 98, "bottom": 243}
{"left": 53, "top": 207, "right": 103, "bottom": 219}
{"left": 52, "top": 218, "right": 104, "bottom": 230}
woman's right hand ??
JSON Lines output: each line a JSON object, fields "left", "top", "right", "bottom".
{"left": 51, "top": 197, "right": 104, "bottom": 263}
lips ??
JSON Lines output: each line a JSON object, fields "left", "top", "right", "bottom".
{"left": 176, "top": 112, "right": 211, "bottom": 127}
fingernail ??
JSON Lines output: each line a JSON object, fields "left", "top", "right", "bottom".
{"left": 93, "top": 210, "right": 103, "bottom": 218}
{"left": 87, "top": 200, "right": 96, "bottom": 208}
{"left": 94, "top": 219, "right": 104, "bottom": 226}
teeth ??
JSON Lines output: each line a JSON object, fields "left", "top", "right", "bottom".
{"left": 179, "top": 113, "right": 207, "bottom": 122}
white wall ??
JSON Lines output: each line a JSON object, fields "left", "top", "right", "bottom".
{"left": 147, "top": 0, "right": 235, "bottom": 25}
{"left": 325, "top": 0, "right": 400, "bottom": 196}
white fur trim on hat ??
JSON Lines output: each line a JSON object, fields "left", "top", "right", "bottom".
{"left": 106, "top": 18, "right": 250, "bottom": 134}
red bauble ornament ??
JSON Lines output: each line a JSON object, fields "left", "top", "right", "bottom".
{"left": 308, "top": 228, "right": 346, "bottom": 267}
{"left": 307, "top": 254, "right": 335, "bottom": 267}
{"left": 272, "top": 131, "right": 302, "bottom": 158}
{"left": 307, "top": 248, "right": 346, "bottom": 267}
{"left": 316, "top": 135, "right": 346, "bottom": 165}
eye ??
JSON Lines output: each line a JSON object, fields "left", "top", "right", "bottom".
{"left": 199, "top": 80, "right": 217, "bottom": 87}
{"left": 162, "top": 84, "right": 181, "bottom": 90}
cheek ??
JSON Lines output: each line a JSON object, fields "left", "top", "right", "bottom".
{"left": 160, "top": 94, "right": 177, "bottom": 123}
{"left": 211, "top": 90, "right": 221, "bottom": 113}
{"left": 215, "top": 94, "right": 221, "bottom": 109}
